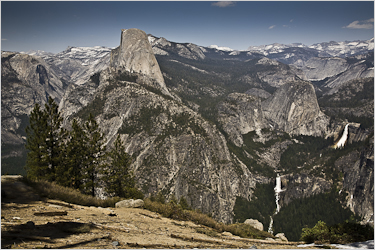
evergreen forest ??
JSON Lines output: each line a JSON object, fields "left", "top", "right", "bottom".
{"left": 24, "top": 97, "right": 143, "bottom": 199}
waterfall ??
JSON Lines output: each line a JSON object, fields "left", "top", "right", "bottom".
{"left": 268, "top": 175, "right": 284, "bottom": 234}
{"left": 334, "top": 124, "right": 349, "bottom": 149}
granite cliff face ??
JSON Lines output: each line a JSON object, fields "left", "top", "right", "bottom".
{"left": 261, "top": 80, "right": 329, "bottom": 136}
{"left": 1, "top": 51, "right": 68, "bottom": 174}
{"left": 335, "top": 138, "right": 374, "bottom": 223}
{"left": 278, "top": 174, "right": 332, "bottom": 207}
{"left": 303, "top": 53, "right": 374, "bottom": 92}
{"left": 302, "top": 57, "right": 349, "bottom": 81}
{"left": 110, "top": 29, "right": 169, "bottom": 95}
{"left": 322, "top": 53, "right": 374, "bottom": 91}
{"left": 1, "top": 52, "right": 67, "bottom": 145}
{"left": 218, "top": 93, "right": 267, "bottom": 147}
{"left": 255, "top": 58, "right": 307, "bottom": 87}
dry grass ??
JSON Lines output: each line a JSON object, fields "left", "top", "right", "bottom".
{"left": 21, "top": 177, "right": 275, "bottom": 241}
{"left": 195, "top": 227, "right": 220, "bottom": 237}
{"left": 143, "top": 198, "right": 275, "bottom": 240}
{"left": 22, "top": 177, "right": 121, "bottom": 207}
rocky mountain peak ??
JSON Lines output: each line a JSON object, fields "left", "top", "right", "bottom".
{"left": 110, "top": 28, "right": 169, "bottom": 94}
{"left": 262, "top": 80, "right": 329, "bottom": 136}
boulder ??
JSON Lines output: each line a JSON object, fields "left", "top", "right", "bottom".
{"left": 275, "top": 233, "right": 288, "bottom": 242}
{"left": 222, "top": 231, "right": 233, "bottom": 237}
{"left": 132, "top": 199, "right": 145, "bottom": 208}
{"left": 244, "top": 219, "right": 263, "bottom": 231}
{"left": 115, "top": 199, "right": 144, "bottom": 208}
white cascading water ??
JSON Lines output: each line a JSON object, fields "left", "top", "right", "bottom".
{"left": 334, "top": 124, "right": 349, "bottom": 149}
{"left": 268, "top": 175, "right": 284, "bottom": 234}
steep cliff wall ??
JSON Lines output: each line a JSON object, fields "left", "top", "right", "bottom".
{"left": 218, "top": 93, "right": 267, "bottom": 147}
{"left": 334, "top": 137, "right": 374, "bottom": 224}
{"left": 1, "top": 52, "right": 67, "bottom": 145}
{"left": 110, "top": 29, "right": 169, "bottom": 95}
{"left": 262, "top": 80, "right": 330, "bottom": 136}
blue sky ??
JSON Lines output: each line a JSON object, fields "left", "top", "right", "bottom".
{"left": 1, "top": 1, "right": 374, "bottom": 53}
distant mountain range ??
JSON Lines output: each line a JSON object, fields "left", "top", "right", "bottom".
{"left": 21, "top": 36, "right": 373, "bottom": 86}
{"left": 24, "top": 37, "right": 374, "bottom": 58}
{"left": 247, "top": 38, "right": 374, "bottom": 57}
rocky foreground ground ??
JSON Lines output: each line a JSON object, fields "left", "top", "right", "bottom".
{"left": 1, "top": 175, "right": 322, "bottom": 249}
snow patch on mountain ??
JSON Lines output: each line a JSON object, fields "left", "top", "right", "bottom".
{"left": 248, "top": 38, "right": 373, "bottom": 58}
{"left": 208, "top": 45, "right": 234, "bottom": 52}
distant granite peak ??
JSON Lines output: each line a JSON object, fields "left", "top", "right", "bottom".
{"left": 110, "top": 28, "right": 169, "bottom": 94}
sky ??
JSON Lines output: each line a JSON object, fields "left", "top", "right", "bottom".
{"left": 1, "top": 1, "right": 374, "bottom": 53}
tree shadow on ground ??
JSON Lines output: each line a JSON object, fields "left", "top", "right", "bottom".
{"left": 1, "top": 176, "right": 41, "bottom": 204}
{"left": 1, "top": 221, "right": 95, "bottom": 248}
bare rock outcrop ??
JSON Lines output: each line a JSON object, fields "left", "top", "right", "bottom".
{"left": 115, "top": 199, "right": 144, "bottom": 208}
{"left": 334, "top": 138, "right": 374, "bottom": 225}
{"left": 218, "top": 93, "right": 267, "bottom": 146}
{"left": 302, "top": 57, "right": 349, "bottom": 81}
{"left": 244, "top": 218, "right": 264, "bottom": 231}
{"left": 261, "top": 80, "right": 329, "bottom": 136}
{"left": 1, "top": 52, "right": 67, "bottom": 147}
{"left": 110, "top": 29, "right": 169, "bottom": 95}
{"left": 255, "top": 58, "right": 307, "bottom": 87}
{"left": 279, "top": 173, "right": 332, "bottom": 207}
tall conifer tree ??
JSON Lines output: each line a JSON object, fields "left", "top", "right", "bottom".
{"left": 25, "top": 98, "right": 65, "bottom": 181}
{"left": 82, "top": 113, "right": 106, "bottom": 196}
{"left": 43, "top": 97, "right": 66, "bottom": 182}
{"left": 25, "top": 103, "right": 48, "bottom": 179}
{"left": 56, "top": 119, "right": 86, "bottom": 189}
{"left": 102, "top": 134, "right": 134, "bottom": 197}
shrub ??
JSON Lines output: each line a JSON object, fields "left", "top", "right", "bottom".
{"left": 143, "top": 198, "right": 274, "bottom": 240}
{"left": 179, "top": 196, "right": 190, "bottom": 210}
{"left": 301, "top": 220, "right": 374, "bottom": 244}
{"left": 195, "top": 227, "right": 219, "bottom": 237}
{"left": 144, "top": 198, "right": 185, "bottom": 220}
{"left": 301, "top": 221, "right": 331, "bottom": 244}
{"left": 124, "top": 187, "right": 144, "bottom": 200}
{"left": 90, "top": 72, "right": 100, "bottom": 86}
{"left": 155, "top": 191, "right": 166, "bottom": 204}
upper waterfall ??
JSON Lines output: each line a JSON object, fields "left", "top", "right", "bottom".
{"left": 334, "top": 124, "right": 349, "bottom": 149}
{"left": 275, "top": 175, "right": 283, "bottom": 193}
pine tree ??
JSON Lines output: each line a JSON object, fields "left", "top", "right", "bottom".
{"left": 56, "top": 119, "right": 86, "bottom": 189}
{"left": 102, "top": 134, "right": 134, "bottom": 198}
{"left": 25, "top": 97, "right": 66, "bottom": 181}
{"left": 25, "top": 103, "right": 49, "bottom": 179}
{"left": 43, "top": 97, "right": 66, "bottom": 182}
{"left": 82, "top": 113, "right": 106, "bottom": 196}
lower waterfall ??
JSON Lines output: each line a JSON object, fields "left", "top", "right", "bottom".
{"left": 268, "top": 175, "right": 284, "bottom": 234}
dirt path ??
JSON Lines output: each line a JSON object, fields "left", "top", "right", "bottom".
{"left": 1, "top": 175, "right": 317, "bottom": 249}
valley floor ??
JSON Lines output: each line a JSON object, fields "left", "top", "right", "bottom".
{"left": 0, "top": 175, "right": 334, "bottom": 249}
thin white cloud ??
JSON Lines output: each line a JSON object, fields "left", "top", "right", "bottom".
{"left": 343, "top": 18, "right": 374, "bottom": 29}
{"left": 211, "top": 1, "right": 236, "bottom": 7}
{"left": 269, "top": 25, "right": 276, "bottom": 29}
{"left": 2, "top": 38, "right": 7, "bottom": 41}
{"left": 290, "top": 19, "right": 294, "bottom": 23}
